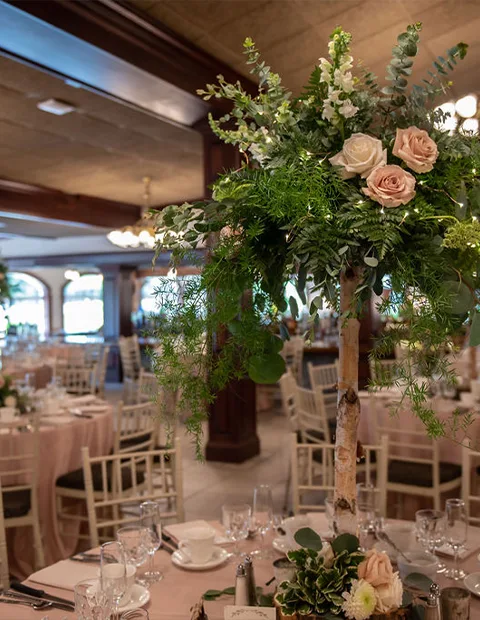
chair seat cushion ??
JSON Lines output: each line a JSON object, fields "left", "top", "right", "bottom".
{"left": 389, "top": 460, "right": 462, "bottom": 488}
{"left": 56, "top": 463, "right": 144, "bottom": 491}
{"left": 3, "top": 488, "right": 31, "bottom": 518}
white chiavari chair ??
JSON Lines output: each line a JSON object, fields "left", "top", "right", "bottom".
{"left": 374, "top": 398, "right": 462, "bottom": 513}
{"left": 0, "top": 480, "right": 9, "bottom": 589}
{"left": 291, "top": 433, "right": 388, "bottom": 516}
{"left": 369, "top": 358, "right": 398, "bottom": 385}
{"left": 279, "top": 370, "right": 298, "bottom": 431}
{"left": 296, "top": 385, "right": 332, "bottom": 444}
{"left": 462, "top": 443, "right": 480, "bottom": 526}
{"left": 280, "top": 336, "right": 304, "bottom": 385}
{"left": 82, "top": 440, "right": 184, "bottom": 547}
{"left": 114, "top": 400, "right": 157, "bottom": 455}
{"left": 56, "top": 364, "right": 97, "bottom": 395}
{"left": 0, "top": 413, "right": 44, "bottom": 570}
{"left": 95, "top": 345, "right": 110, "bottom": 398}
{"left": 119, "top": 335, "right": 142, "bottom": 381}
{"left": 307, "top": 361, "right": 338, "bottom": 391}
{"left": 137, "top": 370, "right": 159, "bottom": 404}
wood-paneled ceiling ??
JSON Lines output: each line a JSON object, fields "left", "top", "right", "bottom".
{"left": 0, "top": 54, "right": 203, "bottom": 206}
{"left": 131, "top": 0, "right": 480, "bottom": 101}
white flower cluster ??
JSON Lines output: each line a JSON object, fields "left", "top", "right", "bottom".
{"left": 319, "top": 36, "right": 358, "bottom": 125}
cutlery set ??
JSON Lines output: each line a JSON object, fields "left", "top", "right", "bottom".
{"left": 0, "top": 581, "right": 75, "bottom": 612}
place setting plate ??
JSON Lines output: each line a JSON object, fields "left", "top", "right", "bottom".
{"left": 464, "top": 573, "right": 480, "bottom": 598}
{"left": 118, "top": 584, "right": 150, "bottom": 613}
{"left": 171, "top": 546, "right": 230, "bottom": 571}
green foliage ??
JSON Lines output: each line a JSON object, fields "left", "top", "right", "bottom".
{"left": 152, "top": 23, "right": 479, "bottom": 449}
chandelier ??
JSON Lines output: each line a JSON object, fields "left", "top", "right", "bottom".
{"left": 435, "top": 93, "right": 479, "bottom": 134}
{"left": 107, "top": 176, "right": 157, "bottom": 249}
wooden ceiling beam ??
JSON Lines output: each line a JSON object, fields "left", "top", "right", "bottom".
{"left": 0, "top": 178, "right": 141, "bottom": 228}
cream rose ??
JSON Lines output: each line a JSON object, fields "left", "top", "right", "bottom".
{"left": 357, "top": 549, "right": 394, "bottom": 588}
{"left": 374, "top": 572, "right": 403, "bottom": 614}
{"left": 329, "top": 133, "right": 387, "bottom": 179}
{"left": 362, "top": 164, "right": 416, "bottom": 208}
{"left": 4, "top": 395, "right": 16, "bottom": 408}
{"left": 393, "top": 126, "right": 438, "bottom": 173}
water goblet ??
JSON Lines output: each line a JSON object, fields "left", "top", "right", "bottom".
{"left": 121, "top": 610, "right": 150, "bottom": 620}
{"left": 222, "top": 503, "right": 251, "bottom": 558}
{"left": 100, "top": 541, "right": 127, "bottom": 618}
{"left": 140, "top": 500, "right": 163, "bottom": 583}
{"left": 74, "top": 578, "right": 113, "bottom": 620}
{"left": 415, "top": 509, "right": 446, "bottom": 573}
{"left": 444, "top": 498, "right": 468, "bottom": 580}
{"left": 117, "top": 525, "right": 149, "bottom": 583}
{"left": 251, "top": 484, "right": 274, "bottom": 559}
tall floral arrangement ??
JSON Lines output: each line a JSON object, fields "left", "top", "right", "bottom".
{"left": 152, "top": 24, "right": 479, "bottom": 527}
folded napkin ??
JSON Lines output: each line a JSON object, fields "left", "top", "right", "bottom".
{"left": 29, "top": 559, "right": 98, "bottom": 592}
{"left": 165, "top": 520, "right": 229, "bottom": 544}
{"left": 65, "top": 395, "right": 97, "bottom": 406}
{"left": 436, "top": 542, "right": 479, "bottom": 560}
{"left": 75, "top": 404, "right": 109, "bottom": 414}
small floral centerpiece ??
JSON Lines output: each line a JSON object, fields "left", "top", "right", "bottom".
{"left": 275, "top": 528, "right": 425, "bottom": 620}
{"left": 0, "top": 373, "right": 19, "bottom": 408}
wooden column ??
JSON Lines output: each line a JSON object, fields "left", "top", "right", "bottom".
{"left": 199, "top": 124, "right": 260, "bottom": 462}
{"left": 100, "top": 264, "right": 136, "bottom": 381}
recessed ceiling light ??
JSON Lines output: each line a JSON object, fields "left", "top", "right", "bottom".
{"left": 37, "top": 98, "right": 76, "bottom": 116}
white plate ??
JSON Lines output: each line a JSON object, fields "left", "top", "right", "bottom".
{"left": 171, "top": 546, "right": 229, "bottom": 571}
{"left": 118, "top": 584, "right": 150, "bottom": 613}
{"left": 464, "top": 572, "right": 480, "bottom": 597}
{"left": 273, "top": 537, "right": 292, "bottom": 555}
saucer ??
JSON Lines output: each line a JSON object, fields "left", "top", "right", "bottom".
{"left": 171, "top": 546, "right": 229, "bottom": 570}
{"left": 464, "top": 572, "right": 480, "bottom": 598}
{"left": 272, "top": 537, "right": 292, "bottom": 555}
{"left": 118, "top": 584, "right": 150, "bottom": 613}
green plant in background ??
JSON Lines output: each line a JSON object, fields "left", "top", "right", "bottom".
{"left": 0, "top": 260, "right": 11, "bottom": 308}
{"left": 152, "top": 24, "right": 480, "bottom": 523}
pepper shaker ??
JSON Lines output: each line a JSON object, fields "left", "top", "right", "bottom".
{"left": 424, "top": 583, "right": 441, "bottom": 620}
{"left": 244, "top": 556, "right": 258, "bottom": 606}
{"left": 234, "top": 564, "right": 249, "bottom": 605}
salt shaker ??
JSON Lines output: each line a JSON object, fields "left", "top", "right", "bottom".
{"left": 244, "top": 556, "right": 258, "bottom": 606}
{"left": 424, "top": 583, "right": 441, "bottom": 620}
{"left": 234, "top": 564, "right": 249, "bottom": 605}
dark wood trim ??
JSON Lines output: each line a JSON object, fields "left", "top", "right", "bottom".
{"left": 3, "top": 0, "right": 257, "bottom": 116}
{"left": 0, "top": 178, "right": 141, "bottom": 228}
{"left": 9, "top": 269, "right": 52, "bottom": 337}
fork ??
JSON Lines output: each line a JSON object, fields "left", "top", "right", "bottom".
{"left": 0, "top": 596, "right": 53, "bottom": 610}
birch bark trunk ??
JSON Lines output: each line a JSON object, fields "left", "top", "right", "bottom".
{"left": 334, "top": 267, "right": 362, "bottom": 534}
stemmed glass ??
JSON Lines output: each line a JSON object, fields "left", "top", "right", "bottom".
{"left": 222, "top": 503, "right": 251, "bottom": 558}
{"left": 445, "top": 498, "right": 468, "bottom": 580}
{"left": 251, "top": 485, "right": 274, "bottom": 559}
{"left": 100, "top": 541, "right": 127, "bottom": 619}
{"left": 74, "top": 578, "right": 113, "bottom": 620}
{"left": 117, "top": 525, "right": 149, "bottom": 584}
{"left": 140, "top": 500, "right": 163, "bottom": 583}
{"left": 121, "top": 610, "right": 150, "bottom": 619}
{"left": 415, "top": 509, "right": 446, "bottom": 573}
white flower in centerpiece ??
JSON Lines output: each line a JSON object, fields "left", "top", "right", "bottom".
{"left": 338, "top": 99, "right": 359, "bottom": 119}
{"left": 4, "top": 395, "right": 16, "bottom": 407}
{"left": 340, "top": 54, "right": 354, "bottom": 72}
{"left": 329, "top": 133, "right": 387, "bottom": 179}
{"left": 328, "top": 88, "right": 342, "bottom": 103}
{"left": 374, "top": 572, "right": 403, "bottom": 614}
{"left": 322, "top": 101, "right": 336, "bottom": 122}
{"left": 342, "top": 579, "right": 377, "bottom": 620}
{"left": 319, "top": 57, "right": 332, "bottom": 84}
{"left": 334, "top": 68, "right": 354, "bottom": 93}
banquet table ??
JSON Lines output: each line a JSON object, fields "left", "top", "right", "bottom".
{"left": 3, "top": 403, "right": 113, "bottom": 576}
{"left": 4, "top": 514, "right": 480, "bottom": 619}
{"left": 358, "top": 389, "right": 480, "bottom": 464}
{"left": 3, "top": 361, "right": 54, "bottom": 390}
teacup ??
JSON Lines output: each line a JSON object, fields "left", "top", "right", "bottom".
{"left": 283, "top": 515, "right": 311, "bottom": 550}
{"left": 179, "top": 526, "right": 216, "bottom": 564}
{"left": 0, "top": 407, "right": 16, "bottom": 423}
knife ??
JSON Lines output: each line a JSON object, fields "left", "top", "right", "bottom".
{"left": 10, "top": 581, "right": 75, "bottom": 609}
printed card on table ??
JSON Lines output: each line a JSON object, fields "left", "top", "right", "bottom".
{"left": 224, "top": 606, "right": 276, "bottom": 620}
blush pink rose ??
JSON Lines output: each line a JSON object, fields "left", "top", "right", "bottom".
{"left": 362, "top": 164, "right": 416, "bottom": 208}
{"left": 393, "top": 126, "right": 438, "bottom": 173}
{"left": 358, "top": 549, "right": 394, "bottom": 588}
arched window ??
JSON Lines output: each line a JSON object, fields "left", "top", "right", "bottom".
{"left": 140, "top": 274, "right": 202, "bottom": 315}
{"left": 63, "top": 274, "right": 104, "bottom": 337}
{"left": 5, "top": 272, "right": 49, "bottom": 337}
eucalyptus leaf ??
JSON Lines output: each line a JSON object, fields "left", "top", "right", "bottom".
{"left": 331, "top": 533, "right": 359, "bottom": 555}
{"left": 289, "top": 295, "right": 299, "bottom": 319}
{"left": 403, "top": 572, "right": 433, "bottom": 592}
{"left": 364, "top": 256, "right": 379, "bottom": 267}
{"left": 294, "top": 527, "right": 323, "bottom": 551}
{"left": 443, "top": 280, "right": 475, "bottom": 314}
{"left": 248, "top": 353, "right": 286, "bottom": 384}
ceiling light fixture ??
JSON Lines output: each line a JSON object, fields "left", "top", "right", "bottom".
{"left": 107, "top": 176, "right": 157, "bottom": 249}
{"left": 37, "top": 98, "right": 77, "bottom": 116}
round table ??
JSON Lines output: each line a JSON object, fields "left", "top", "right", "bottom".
{"left": 2, "top": 406, "right": 113, "bottom": 577}
{"left": 3, "top": 362, "right": 54, "bottom": 389}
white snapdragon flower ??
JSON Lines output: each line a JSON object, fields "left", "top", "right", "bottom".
{"left": 328, "top": 88, "right": 342, "bottom": 103}
{"left": 328, "top": 40, "right": 336, "bottom": 59}
{"left": 339, "top": 54, "right": 354, "bottom": 72}
{"left": 318, "top": 57, "right": 332, "bottom": 84}
{"left": 334, "top": 69, "right": 354, "bottom": 93}
{"left": 339, "top": 99, "right": 359, "bottom": 119}
{"left": 322, "top": 101, "right": 336, "bottom": 122}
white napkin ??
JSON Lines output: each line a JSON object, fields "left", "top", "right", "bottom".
{"left": 74, "top": 404, "right": 109, "bottom": 414}
{"left": 165, "top": 520, "right": 229, "bottom": 544}
{"left": 29, "top": 559, "right": 98, "bottom": 592}
{"left": 65, "top": 395, "right": 97, "bottom": 406}
{"left": 436, "top": 543, "right": 478, "bottom": 560}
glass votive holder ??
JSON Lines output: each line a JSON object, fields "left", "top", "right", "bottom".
{"left": 440, "top": 586, "right": 470, "bottom": 620}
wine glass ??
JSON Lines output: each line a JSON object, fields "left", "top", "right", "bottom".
{"left": 74, "top": 578, "right": 113, "bottom": 620}
{"left": 117, "top": 525, "right": 149, "bottom": 583}
{"left": 444, "top": 498, "right": 468, "bottom": 580}
{"left": 140, "top": 500, "right": 163, "bottom": 583}
{"left": 415, "top": 509, "right": 446, "bottom": 573}
{"left": 121, "top": 610, "right": 150, "bottom": 619}
{"left": 100, "top": 541, "right": 127, "bottom": 619}
{"left": 222, "top": 503, "right": 251, "bottom": 558}
{"left": 251, "top": 484, "right": 274, "bottom": 559}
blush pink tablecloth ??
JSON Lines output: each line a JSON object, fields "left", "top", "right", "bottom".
{"left": 3, "top": 407, "right": 113, "bottom": 577}
{"left": 3, "top": 515, "right": 480, "bottom": 619}
{"left": 358, "top": 390, "right": 480, "bottom": 464}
